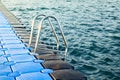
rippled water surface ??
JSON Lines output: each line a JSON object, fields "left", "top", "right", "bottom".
{"left": 2, "top": 0, "right": 120, "bottom": 79}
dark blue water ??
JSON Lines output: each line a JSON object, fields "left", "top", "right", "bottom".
{"left": 2, "top": 0, "right": 120, "bottom": 79}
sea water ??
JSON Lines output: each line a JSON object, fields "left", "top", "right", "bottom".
{"left": 2, "top": 0, "right": 120, "bottom": 80}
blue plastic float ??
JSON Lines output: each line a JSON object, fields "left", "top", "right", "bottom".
{"left": 0, "top": 12, "right": 53, "bottom": 80}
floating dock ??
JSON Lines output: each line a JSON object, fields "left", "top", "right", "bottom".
{"left": 0, "top": 1, "right": 87, "bottom": 80}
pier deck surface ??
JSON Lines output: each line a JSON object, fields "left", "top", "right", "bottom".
{"left": 0, "top": 11, "right": 53, "bottom": 80}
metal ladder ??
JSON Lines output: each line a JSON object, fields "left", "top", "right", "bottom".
{"left": 28, "top": 14, "right": 68, "bottom": 59}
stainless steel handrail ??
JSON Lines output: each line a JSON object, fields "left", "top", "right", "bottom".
{"left": 48, "top": 18, "right": 59, "bottom": 49}
{"left": 34, "top": 16, "right": 68, "bottom": 58}
{"left": 28, "top": 14, "right": 46, "bottom": 47}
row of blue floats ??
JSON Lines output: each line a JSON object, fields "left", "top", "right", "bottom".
{"left": 0, "top": 12, "right": 53, "bottom": 80}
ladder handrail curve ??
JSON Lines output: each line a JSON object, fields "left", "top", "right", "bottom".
{"left": 34, "top": 16, "right": 68, "bottom": 58}
{"left": 45, "top": 16, "right": 68, "bottom": 48}
{"left": 34, "top": 16, "right": 60, "bottom": 53}
{"left": 48, "top": 17, "right": 60, "bottom": 49}
{"left": 28, "top": 14, "right": 46, "bottom": 47}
